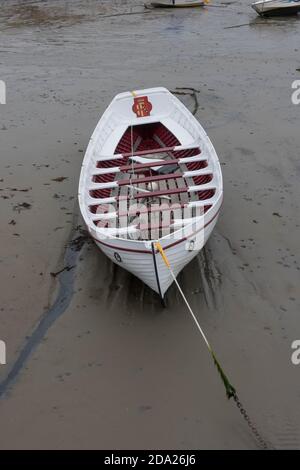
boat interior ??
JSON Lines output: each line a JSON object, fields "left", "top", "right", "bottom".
{"left": 88, "top": 122, "right": 216, "bottom": 240}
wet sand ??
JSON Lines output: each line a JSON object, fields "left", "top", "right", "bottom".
{"left": 0, "top": 0, "right": 300, "bottom": 449}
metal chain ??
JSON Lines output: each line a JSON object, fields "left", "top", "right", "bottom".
{"left": 155, "top": 243, "right": 272, "bottom": 451}
{"left": 232, "top": 393, "right": 270, "bottom": 450}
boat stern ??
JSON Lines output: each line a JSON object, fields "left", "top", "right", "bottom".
{"left": 107, "top": 87, "right": 177, "bottom": 124}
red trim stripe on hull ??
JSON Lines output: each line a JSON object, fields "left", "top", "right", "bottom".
{"left": 89, "top": 205, "right": 221, "bottom": 254}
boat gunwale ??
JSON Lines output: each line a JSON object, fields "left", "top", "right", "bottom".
{"left": 88, "top": 202, "right": 222, "bottom": 253}
{"left": 78, "top": 87, "right": 223, "bottom": 245}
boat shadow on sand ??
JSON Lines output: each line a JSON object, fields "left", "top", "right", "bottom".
{"left": 249, "top": 13, "right": 300, "bottom": 27}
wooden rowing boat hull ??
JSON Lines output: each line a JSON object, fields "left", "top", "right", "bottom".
{"left": 79, "top": 87, "right": 223, "bottom": 299}
{"left": 93, "top": 211, "right": 220, "bottom": 296}
{"left": 251, "top": 0, "right": 300, "bottom": 16}
{"left": 149, "top": 1, "right": 204, "bottom": 8}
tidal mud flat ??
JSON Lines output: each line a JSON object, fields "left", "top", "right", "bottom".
{"left": 0, "top": 0, "right": 300, "bottom": 449}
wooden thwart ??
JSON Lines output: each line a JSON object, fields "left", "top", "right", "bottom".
{"left": 94, "top": 155, "right": 206, "bottom": 176}
{"left": 116, "top": 186, "right": 215, "bottom": 201}
{"left": 97, "top": 145, "right": 201, "bottom": 162}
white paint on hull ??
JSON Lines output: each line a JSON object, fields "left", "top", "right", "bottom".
{"left": 95, "top": 218, "right": 218, "bottom": 296}
{"left": 79, "top": 87, "right": 223, "bottom": 299}
{"left": 150, "top": 0, "right": 204, "bottom": 7}
{"left": 252, "top": 0, "right": 300, "bottom": 15}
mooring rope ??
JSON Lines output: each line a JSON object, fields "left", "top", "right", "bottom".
{"left": 155, "top": 242, "right": 269, "bottom": 450}
{"left": 129, "top": 91, "right": 137, "bottom": 200}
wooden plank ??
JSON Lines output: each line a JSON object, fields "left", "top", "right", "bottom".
{"left": 98, "top": 145, "right": 201, "bottom": 162}
{"left": 136, "top": 173, "right": 150, "bottom": 240}
{"left": 176, "top": 176, "right": 189, "bottom": 204}
{"left": 121, "top": 186, "right": 184, "bottom": 200}
{"left": 120, "top": 145, "right": 175, "bottom": 158}
{"left": 118, "top": 172, "right": 182, "bottom": 187}
{"left": 117, "top": 172, "right": 129, "bottom": 232}
{"left": 167, "top": 175, "right": 180, "bottom": 204}
{"left": 119, "top": 201, "right": 188, "bottom": 218}
{"left": 95, "top": 155, "right": 205, "bottom": 175}
{"left": 158, "top": 178, "right": 169, "bottom": 238}
{"left": 120, "top": 159, "right": 178, "bottom": 172}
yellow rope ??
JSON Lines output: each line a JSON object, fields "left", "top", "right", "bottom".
{"left": 155, "top": 242, "right": 170, "bottom": 268}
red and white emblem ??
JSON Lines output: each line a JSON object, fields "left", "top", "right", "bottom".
{"left": 132, "top": 96, "right": 152, "bottom": 118}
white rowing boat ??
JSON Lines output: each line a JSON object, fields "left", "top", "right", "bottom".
{"left": 251, "top": 0, "right": 300, "bottom": 16}
{"left": 78, "top": 87, "right": 223, "bottom": 301}
{"left": 149, "top": 1, "right": 204, "bottom": 7}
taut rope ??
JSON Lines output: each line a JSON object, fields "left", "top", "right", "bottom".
{"left": 155, "top": 242, "right": 270, "bottom": 449}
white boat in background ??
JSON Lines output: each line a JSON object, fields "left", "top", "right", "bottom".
{"left": 149, "top": 0, "right": 204, "bottom": 7}
{"left": 78, "top": 88, "right": 223, "bottom": 302}
{"left": 251, "top": 0, "right": 300, "bottom": 16}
